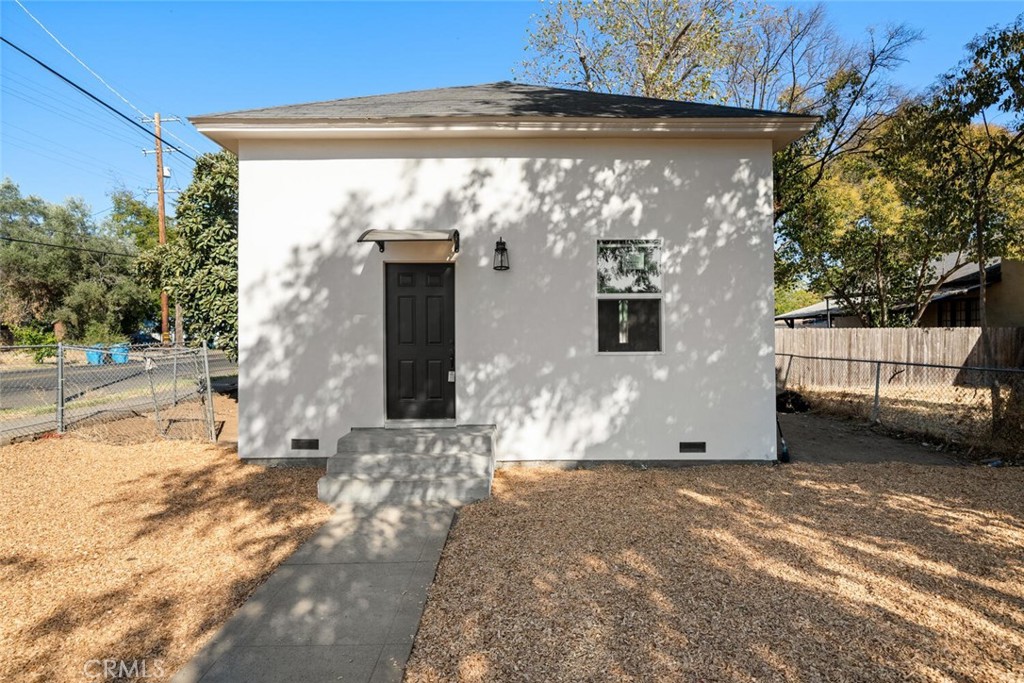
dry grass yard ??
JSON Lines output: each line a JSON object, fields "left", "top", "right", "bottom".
{"left": 0, "top": 393, "right": 330, "bottom": 683}
{"left": 407, "top": 464, "right": 1024, "bottom": 683}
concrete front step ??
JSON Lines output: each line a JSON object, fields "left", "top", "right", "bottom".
{"left": 318, "top": 425, "right": 496, "bottom": 507}
{"left": 317, "top": 476, "right": 491, "bottom": 506}
{"left": 327, "top": 451, "right": 492, "bottom": 478}
{"left": 335, "top": 427, "right": 494, "bottom": 456}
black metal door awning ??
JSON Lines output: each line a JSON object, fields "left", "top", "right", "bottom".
{"left": 357, "top": 229, "right": 460, "bottom": 253}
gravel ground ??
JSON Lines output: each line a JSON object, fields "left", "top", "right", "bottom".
{"left": 0, "top": 393, "right": 330, "bottom": 683}
{"left": 407, "top": 464, "right": 1024, "bottom": 683}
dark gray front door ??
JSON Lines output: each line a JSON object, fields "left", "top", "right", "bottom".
{"left": 385, "top": 263, "right": 455, "bottom": 420}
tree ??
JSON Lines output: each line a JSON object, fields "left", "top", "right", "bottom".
{"left": 787, "top": 153, "right": 907, "bottom": 326}
{"left": 0, "top": 179, "right": 153, "bottom": 340}
{"left": 886, "top": 17, "right": 1024, "bottom": 343}
{"left": 140, "top": 151, "right": 238, "bottom": 359}
{"left": 783, "top": 147, "right": 977, "bottom": 327}
{"left": 55, "top": 278, "right": 153, "bottom": 342}
{"left": 746, "top": 5, "right": 921, "bottom": 288}
{"left": 0, "top": 179, "right": 90, "bottom": 325}
{"left": 774, "top": 286, "right": 819, "bottom": 316}
{"left": 879, "top": 118, "right": 1022, "bottom": 320}
{"left": 778, "top": 16, "right": 1023, "bottom": 330}
{"left": 873, "top": 16, "right": 1024, "bottom": 440}
{"left": 720, "top": 4, "right": 837, "bottom": 113}
{"left": 521, "top": 0, "right": 747, "bottom": 100}
{"left": 107, "top": 187, "right": 187, "bottom": 340}
{"left": 106, "top": 188, "right": 167, "bottom": 252}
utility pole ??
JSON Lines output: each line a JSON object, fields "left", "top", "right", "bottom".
{"left": 144, "top": 113, "right": 180, "bottom": 346}
{"left": 155, "top": 112, "right": 169, "bottom": 345}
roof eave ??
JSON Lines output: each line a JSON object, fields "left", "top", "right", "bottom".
{"left": 190, "top": 115, "right": 819, "bottom": 154}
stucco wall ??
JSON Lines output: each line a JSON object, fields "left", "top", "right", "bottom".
{"left": 989, "top": 261, "right": 1024, "bottom": 327}
{"left": 237, "top": 137, "right": 776, "bottom": 462}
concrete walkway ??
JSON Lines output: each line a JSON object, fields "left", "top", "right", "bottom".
{"left": 172, "top": 503, "right": 454, "bottom": 683}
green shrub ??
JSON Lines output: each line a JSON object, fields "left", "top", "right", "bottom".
{"left": 80, "top": 322, "right": 128, "bottom": 346}
{"left": 11, "top": 326, "right": 58, "bottom": 363}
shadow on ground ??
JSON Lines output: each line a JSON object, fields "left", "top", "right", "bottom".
{"left": 0, "top": 387, "right": 327, "bottom": 683}
{"left": 407, "top": 463, "right": 1024, "bottom": 682}
{"left": 778, "top": 411, "right": 963, "bottom": 465}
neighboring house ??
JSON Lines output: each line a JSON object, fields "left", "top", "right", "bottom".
{"left": 192, "top": 82, "right": 816, "bottom": 464}
{"left": 777, "top": 257, "right": 1024, "bottom": 328}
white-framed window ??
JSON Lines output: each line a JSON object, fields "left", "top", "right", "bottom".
{"left": 596, "top": 239, "right": 663, "bottom": 353}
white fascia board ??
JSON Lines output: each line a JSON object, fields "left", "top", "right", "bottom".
{"left": 190, "top": 116, "right": 819, "bottom": 153}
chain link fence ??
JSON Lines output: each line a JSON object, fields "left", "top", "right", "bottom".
{"left": 776, "top": 352, "right": 1024, "bottom": 458}
{"left": 1, "top": 343, "right": 219, "bottom": 445}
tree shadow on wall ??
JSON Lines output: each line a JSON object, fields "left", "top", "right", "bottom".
{"left": 240, "top": 139, "right": 775, "bottom": 462}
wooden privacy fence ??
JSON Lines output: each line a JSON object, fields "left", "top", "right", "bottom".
{"left": 776, "top": 327, "right": 1024, "bottom": 388}
{"left": 775, "top": 328, "right": 1024, "bottom": 456}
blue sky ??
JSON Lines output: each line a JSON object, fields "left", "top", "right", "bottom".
{"left": 1, "top": 1, "right": 1021, "bottom": 218}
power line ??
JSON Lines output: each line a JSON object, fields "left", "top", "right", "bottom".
{"left": 3, "top": 76, "right": 198, "bottom": 168}
{"left": 5, "top": 119, "right": 134, "bottom": 166}
{"left": 4, "top": 126, "right": 150, "bottom": 182}
{"left": 3, "top": 138, "right": 151, "bottom": 187}
{"left": 2, "top": 83, "right": 153, "bottom": 151}
{"left": 3, "top": 71, "right": 151, "bottom": 143}
{"left": 0, "top": 36, "right": 198, "bottom": 162}
{"left": 2, "top": 81, "right": 152, "bottom": 155}
{"left": 161, "top": 128, "right": 205, "bottom": 157}
{"left": 162, "top": 126, "right": 205, "bottom": 156}
{"left": 11, "top": 0, "right": 206, "bottom": 157}
{"left": 13, "top": 0, "right": 146, "bottom": 117}
{"left": 0, "top": 234, "right": 135, "bottom": 258}
{"left": 3, "top": 214, "right": 138, "bottom": 247}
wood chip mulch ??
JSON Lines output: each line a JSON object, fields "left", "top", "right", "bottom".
{"left": 406, "top": 464, "right": 1024, "bottom": 683}
{"left": 0, "top": 424, "right": 330, "bottom": 683}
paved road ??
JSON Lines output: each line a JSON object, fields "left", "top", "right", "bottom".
{"left": 1, "top": 350, "right": 235, "bottom": 410}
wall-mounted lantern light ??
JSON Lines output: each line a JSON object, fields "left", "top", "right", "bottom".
{"left": 493, "top": 238, "right": 510, "bottom": 271}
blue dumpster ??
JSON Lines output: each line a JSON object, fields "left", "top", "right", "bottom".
{"left": 86, "top": 344, "right": 106, "bottom": 365}
{"left": 109, "top": 343, "right": 129, "bottom": 364}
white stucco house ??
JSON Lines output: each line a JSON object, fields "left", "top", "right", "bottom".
{"left": 192, "top": 82, "right": 816, "bottom": 466}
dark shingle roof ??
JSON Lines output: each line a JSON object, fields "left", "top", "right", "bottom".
{"left": 774, "top": 258, "right": 1004, "bottom": 321}
{"left": 194, "top": 81, "right": 814, "bottom": 121}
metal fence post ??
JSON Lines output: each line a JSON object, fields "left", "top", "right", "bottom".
{"left": 172, "top": 352, "right": 178, "bottom": 406}
{"left": 871, "top": 361, "right": 882, "bottom": 423}
{"left": 201, "top": 346, "right": 216, "bottom": 442}
{"left": 56, "top": 343, "right": 65, "bottom": 434}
